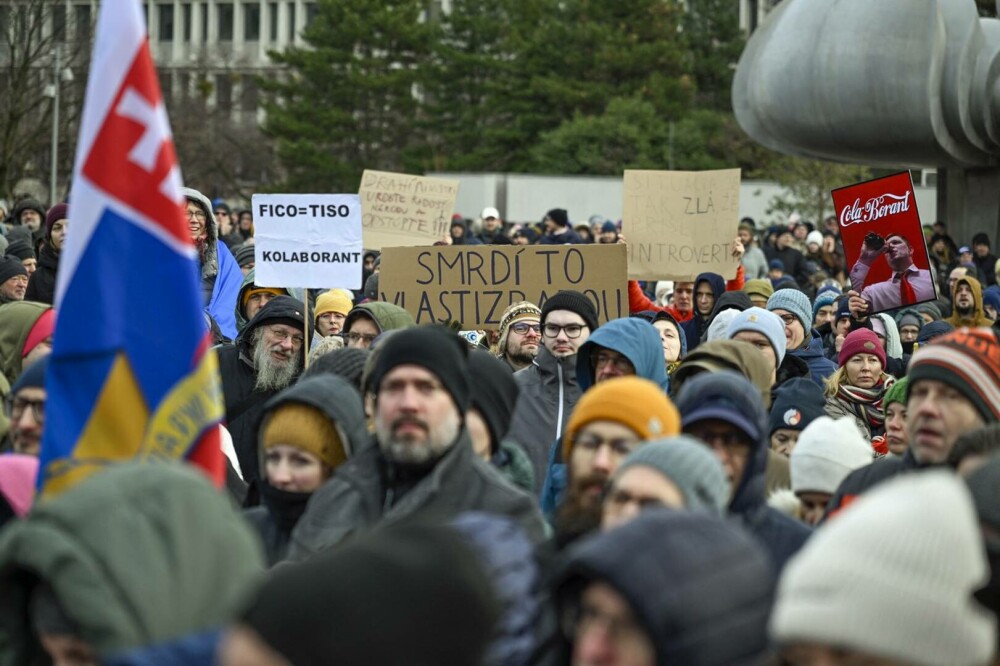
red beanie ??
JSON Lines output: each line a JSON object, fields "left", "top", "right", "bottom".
{"left": 22, "top": 309, "right": 55, "bottom": 358}
{"left": 838, "top": 328, "right": 886, "bottom": 370}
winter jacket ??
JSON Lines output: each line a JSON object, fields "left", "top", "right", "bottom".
{"left": 680, "top": 273, "right": 727, "bottom": 352}
{"left": 184, "top": 188, "right": 242, "bottom": 340}
{"left": 508, "top": 346, "right": 582, "bottom": 493}
{"left": 767, "top": 245, "right": 808, "bottom": 285}
{"left": 0, "top": 462, "right": 263, "bottom": 664}
{"left": 0, "top": 301, "right": 50, "bottom": 386}
{"left": 974, "top": 251, "right": 998, "bottom": 287}
{"left": 23, "top": 242, "right": 57, "bottom": 305}
{"left": 538, "top": 227, "right": 584, "bottom": 245}
{"left": 575, "top": 317, "right": 670, "bottom": 392}
{"left": 626, "top": 265, "right": 746, "bottom": 320}
{"left": 287, "top": 430, "right": 548, "bottom": 560}
{"left": 789, "top": 330, "right": 838, "bottom": 387}
{"left": 946, "top": 276, "right": 995, "bottom": 328}
{"left": 476, "top": 227, "right": 513, "bottom": 245}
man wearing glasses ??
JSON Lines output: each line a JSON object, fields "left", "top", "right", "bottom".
{"left": 218, "top": 295, "right": 305, "bottom": 486}
{"left": 508, "top": 291, "right": 598, "bottom": 491}
{"left": 495, "top": 301, "right": 542, "bottom": 372}
{"left": 6, "top": 357, "right": 48, "bottom": 457}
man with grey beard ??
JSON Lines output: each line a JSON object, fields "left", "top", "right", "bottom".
{"left": 218, "top": 295, "right": 305, "bottom": 487}
{"left": 287, "top": 325, "right": 546, "bottom": 559}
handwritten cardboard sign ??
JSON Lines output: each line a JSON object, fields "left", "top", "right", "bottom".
{"left": 378, "top": 244, "right": 627, "bottom": 328}
{"left": 251, "top": 193, "right": 363, "bottom": 289}
{"left": 832, "top": 171, "right": 937, "bottom": 314}
{"left": 358, "top": 170, "right": 459, "bottom": 250}
{"left": 622, "top": 168, "right": 741, "bottom": 281}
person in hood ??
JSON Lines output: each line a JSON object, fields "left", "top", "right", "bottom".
{"left": 449, "top": 215, "right": 482, "bottom": 245}
{"left": 287, "top": 326, "right": 546, "bottom": 560}
{"left": 538, "top": 208, "right": 583, "bottom": 245}
{"left": 0, "top": 462, "right": 263, "bottom": 665}
{"left": 23, "top": 204, "right": 67, "bottom": 305}
{"left": 0, "top": 301, "right": 53, "bottom": 387}
{"left": 677, "top": 371, "right": 812, "bottom": 571}
{"left": 244, "top": 374, "right": 367, "bottom": 565}
{"left": 575, "top": 317, "right": 670, "bottom": 392}
{"left": 183, "top": 187, "right": 243, "bottom": 340}
{"left": 233, "top": 268, "right": 302, "bottom": 335}
{"left": 679, "top": 272, "right": 725, "bottom": 352}
{"left": 946, "top": 274, "right": 994, "bottom": 327}
{"left": 672, "top": 339, "right": 775, "bottom": 409}
{"left": 552, "top": 509, "right": 776, "bottom": 666}
{"left": 342, "top": 301, "right": 414, "bottom": 350}
{"left": 635, "top": 310, "right": 687, "bottom": 376}
{"left": 218, "top": 295, "right": 306, "bottom": 485}
{"left": 10, "top": 198, "right": 45, "bottom": 232}
{"left": 767, "top": 288, "right": 837, "bottom": 386}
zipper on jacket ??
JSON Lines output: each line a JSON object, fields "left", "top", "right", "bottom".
{"left": 555, "top": 362, "right": 565, "bottom": 441}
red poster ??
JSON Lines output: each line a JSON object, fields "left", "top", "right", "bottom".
{"left": 831, "top": 171, "right": 937, "bottom": 314}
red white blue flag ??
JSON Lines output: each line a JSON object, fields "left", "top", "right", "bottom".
{"left": 37, "top": 0, "right": 224, "bottom": 495}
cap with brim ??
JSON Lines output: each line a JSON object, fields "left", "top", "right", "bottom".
{"left": 682, "top": 405, "right": 761, "bottom": 442}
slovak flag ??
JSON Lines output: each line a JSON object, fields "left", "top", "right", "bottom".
{"left": 37, "top": 0, "right": 224, "bottom": 496}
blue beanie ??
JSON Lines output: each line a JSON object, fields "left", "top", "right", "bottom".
{"left": 727, "top": 307, "right": 787, "bottom": 365}
{"left": 812, "top": 291, "right": 838, "bottom": 319}
{"left": 12, "top": 356, "right": 47, "bottom": 393}
{"left": 917, "top": 321, "right": 955, "bottom": 345}
{"left": 984, "top": 287, "right": 1000, "bottom": 314}
{"left": 767, "top": 289, "right": 813, "bottom": 335}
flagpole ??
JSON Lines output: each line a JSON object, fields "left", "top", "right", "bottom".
{"left": 303, "top": 294, "right": 310, "bottom": 370}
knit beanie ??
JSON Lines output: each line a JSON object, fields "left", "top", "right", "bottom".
{"left": 303, "top": 347, "right": 369, "bottom": 392}
{"left": 468, "top": 350, "right": 519, "bottom": 453}
{"left": 895, "top": 311, "right": 923, "bottom": 332}
{"left": 805, "top": 230, "right": 823, "bottom": 247}
{"left": 234, "top": 244, "right": 255, "bottom": 268}
{"left": 545, "top": 208, "right": 569, "bottom": 228}
{"left": 563, "top": 376, "right": 680, "bottom": 461}
{"left": 908, "top": 328, "right": 1000, "bottom": 422}
{"left": 4, "top": 239, "right": 34, "bottom": 262}
{"left": 242, "top": 287, "right": 284, "bottom": 312}
{"left": 743, "top": 279, "right": 774, "bottom": 302}
{"left": 22, "top": 309, "right": 54, "bottom": 359}
{"left": 838, "top": 328, "right": 886, "bottom": 369}
{"left": 882, "top": 376, "right": 909, "bottom": 408}
{"left": 812, "top": 291, "right": 838, "bottom": 319}
{"left": 45, "top": 203, "right": 68, "bottom": 239}
{"left": 834, "top": 297, "right": 852, "bottom": 324}
{"left": 706, "top": 309, "right": 740, "bottom": 342}
{"left": 541, "top": 290, "right": 599, "bottom": 333}
{"left": 727, "top": 307, "right": 787, "bottom": 365}
{"left": 769, "top": 378, "right": 826, "bottom": 437}
{"left": 315, "top": 290, "right": 353, "bottom": 320}
{"left": 766, "top": 289, "right": 812, "bottom": 335}
{"left": 916, "top": 320, "right": 954, "bottom": 344}
{"left": 370, "top": 325, "right": 470, "bottom": 413}
{"left": 261, "top": 402, "right": 347, "bottom": 470}
{"left": 915, "top": 301, "right": 942, "bottom": 322}
{"left": 497, "top": 300, "right": 541, "bottom": 356}
{"left": 771, "top": 471, "right": 996, "bottom": 665}
{"left": 615, "top": 436, "right": 730, "bottom": 513}
{"left": 11, "top": 355, "right": 47, "bottom": 393}
{"left": 0, "top": 256, "right": 27, "bottom": 285}
{"left": 789, "top": 416, "right": 872, "bottom": 494}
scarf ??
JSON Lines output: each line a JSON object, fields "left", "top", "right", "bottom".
{"left": 835, "top": 374, "right": 894, "bottom": 434}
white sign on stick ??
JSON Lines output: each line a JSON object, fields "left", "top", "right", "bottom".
{"left": 251, "top": 194, "right": 363, "bottom": 289}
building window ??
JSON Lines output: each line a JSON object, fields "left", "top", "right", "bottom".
{"left": 305, "top": 2, "right": 317, "bottom": 26}
{"left": 200, "top": 3, "right": 208, "bottom": 41}
{"left": 218, "top": 3, "right": 234, "bottom": 41}
{"left": 288, "top": 2, "right": 296, "bottom": 41}
{"left": 74, "top": 4, "right": 91, "bottom": 41}
{"left": 245, "top": 3, "right": 261, "bottom": 41}
{"left": 268, "top": 2, "right": 278, "bottom": 41}
{"left": 241, "top": 74, "right": 259, "bottom": 111}
{"left": 217, "top": 74, "right": 233, "bottom": 113}
{"left": 52, "top": 4, "right": 67, "bottom": 43}
{"left": 182, "top": 3, "right": 191, "bottom": 42}
{"left": 158, "top": 4, "right": 174, "bottom": 42}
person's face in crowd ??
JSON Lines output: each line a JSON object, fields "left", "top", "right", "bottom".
{"left": 505, "top": 318, "right": 541, "bottom": 366}
{"left": 796, "top": 491, "right": 832, "bottom": 527}
{"left": 770, "top": 428, "right": 799, "bottom": 457}
{"left": 375, "top": 364, "right": 461, "bottom": 464}
{"left": 954, "top": 282, "right": 975, "bottom": 313}
{"left": 23, "top": 334, "right": 53, "bottom": 369}
{"left": 592, "top": 346, "right": 636, "bottom": 383}
{"left": 907, "top": 379, "right": 985, "bottom": 465}
{"left": 600, "top": 229, "right": 617, "bottom": 244}
{"left": 363, "top": 255, "right": 375, "bottom": 272}
{"left": 256, "top": 324, "right": 302, "bottom": 372}
{"left": 21, "top": 257, "right": 37, "bottom": 276}
{"left": 246, "top": 292, "right": 278, "bottom": 322}
{"left": 987, "top": 303, "right": 999, "bottom": 321}
{"left": 931, "top": 238, "right": 945, "bottom": 254}
{"left": 652, "top": 319, "right": 681, "bottom": 363}
{"left": 467, "top": 408, "right": 492, "bottom": 461}
{"left": 544, "top": 216, "right": 559, "bottom": 234}
{"left": 737, "top": 228, "right": 753, "bottom": 247}
{"left": 814, "top": 305, "right": 835, "bottom": 328}
{"left": 732, "top": 330, "right": 778, "bottom": 381}
{"left": 450, "top": 223, "right": 465, "bottom": 239}
{"left": 780, "top": 643, "right": 902, "bottom": 665}
{"left": 215, "top": 208, "right": 231, "bottom": 235}
{"left": 567, "top": 581, "right": 656, "bottom": 666}
{"left": 601, "top": 466, "right": 686, "bottom": 531}
{"left": 694, "top": 283, "right": 715, "bottom": 316}
{"left": 773, "top": 309, "right": 806, "bottom": 349}
{"left": 345, "top": 315, "right": 379, "bottom": 349}
{"left": 822, "top": 235, "right": 836, "bottom": 254}
{"left": 824, "top": 216, "right": 839, "bottom": 234}
{"left": 883, "top": 235, "right": 912, "bottom": 271}
{"left": 542, "top": 310, "right": 590, "bottom": 358}
{"left": 884, "top": 402, "right": 908, "bottom": 456}
{"left": 844, "top": 353, "right": 881, "bottom": 389}
{"left": 685, "top": 418, "right": 752, "bottom": 502}
{"left": 50, "top": 219, "right": 68, "bottom": 251}
{"left": 513, "top": 233, "right": 529, "bottom": 246}
{"left": 264, "top": 444, "right": 328, "bottom": 493}
{"left": 483, "top": 215, "right": 501, "bottom": 233}
{"left": 8, "top": 386, "right": 45, "bottom": 456}
{"left": 569, "top": 420, "right": 641, "bottom": 510}
{"left": 20, "top": 209, "right": 41, "bottom": 231}
{"left": 239, "top": 211, "right": 253, "bottom": 231}
{"left": 777, "top": 231, "right": 793, "bottom": 250}
{"left": 769, "top": 267, "right": 784, "bottom": 281}
{"left": 316, "top": 311, "right": 346, "bottom": 337}
{"left": 898, "top": 324, "right": 920, "bottom": 343}
{"left": 671, "top": 282, "right": 693, "bottom": 313}
{"left": 0, "top": 274, "right": 28, "bottom": 301}
{"left": 834, "top": 315, "right": 851, "bottom": 338}
{"left": 38, "top": 633, "right": 98, "bottom": 666}
{"left": 748, "top": 293, "right": 769, "bottom": 308}
{"left": 949, "top": 267, "right": 969, "bottom": 296}
{"left": 793, "top": 224, "right": 808, "bottom": 241}
{"left": 975, "top": 242, "right": 990, "bottom": 258}
{"left": 185, "top": 202, "right": 208, "bottom": 243}
{"left": 218, "top": 625, "right": 292, "bottom": 666}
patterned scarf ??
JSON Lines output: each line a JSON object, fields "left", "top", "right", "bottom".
{"left": 835, "top": 375, "right": 895, "bottom": 432}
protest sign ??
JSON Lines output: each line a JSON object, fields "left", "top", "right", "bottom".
{"left": 379, "top": 244, "right": 627, "bottom": 328}
{"left": 622, "top": 168, "right": 741, "bottom": 281}
{"left": 252, "top": 194, "right": 363, "bottom": 289}
{"left": 358, "top": 170, "right": 459, "bottom": 250}
{"left": 832, "top": 171, "right": 937, "bottom": 314}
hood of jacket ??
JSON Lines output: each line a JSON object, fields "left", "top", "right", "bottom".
{"left": 672, "top": 340, "right": 773, "bottom": 408}
{"left": 183, "top": 187, "right": 220, "bottom": 281}
{"left": 0, "top": 462, "right": 263, "bottom": 661}
{"left": 637, "top": 310, "right": 688, "bottom": 359}
{"left": 343, "top": 301, "right": 414, "bottom": 336}
{"left": 575, "top": 318, "right": 669, "bottom": 392}
{"left": 948, "top": 276, "right": 992, "bottom": 327}
{"left": 0, "top": 301, "right": 50, "bottom": 386}
{"left": 234, "top": 269, "right": 306, "bottom": 334}
{"left": 871, "top": 313, "right": 903, "bottom": 359}
{"left": 691, "top": 272, "right": 726, "bottom": 321}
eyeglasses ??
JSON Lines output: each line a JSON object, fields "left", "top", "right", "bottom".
{"left": 511, "top": 322, "right": 541, "bottom": 335}
{"left": 685, "top": 426, "right": 750, "bottom": 454}
{"left": 572, "top": 433, "right": 639, "bottom": 458}
{"left": 593, "top": 351, "right": 633, "bottom": 373}
{"left": 776, "top": 313, "right": 798, "bottom": 326}
{"left": 6, "top": 397, "right": 44, "bottom": 423}
{"left": 267, "top": 325, "right": 304, "bottom": 347}
{"left": 185, "top": 209, "right": 207, "bottom": 222}
{"left": 543, "top": 323, "right": 585, "bottom": 338}
{"left": 347, "top": 332, "right": 377, "bottom": 345}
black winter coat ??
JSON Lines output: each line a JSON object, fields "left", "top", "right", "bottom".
{"left": 24, "top": 244, "right": 57, "bottom": 305}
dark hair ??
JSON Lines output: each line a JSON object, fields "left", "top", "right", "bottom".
{"left": 947, "top": 423, "right": 1000, "bottom": 468}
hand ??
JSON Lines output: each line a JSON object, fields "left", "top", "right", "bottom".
{"left": 731, "top": 236, "right": 745, "bottom": 260}
{"left": 441, "top": 234, "right": 453, "bottom": 246}
{"left": 835, "top": 333, "right": 845, "bottom": 352}
{"left": 857, "top": 241, "right": 885, "bottom": 266}
{"left": 847, "top": 289, "right": 870, "bottom": 318}
{"left": 616, "top": 233, "right": 627, "bottom": 245}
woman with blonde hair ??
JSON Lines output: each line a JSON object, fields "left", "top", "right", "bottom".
{"left": 824, "top": 328, "right": 895, "bottom": 456}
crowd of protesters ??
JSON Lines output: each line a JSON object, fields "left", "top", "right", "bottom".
{"left": 1, "top": 194, "right": 1000, "bottom": 666}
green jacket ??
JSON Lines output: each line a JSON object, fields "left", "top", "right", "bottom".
{"left": 0, "top": 462, "right": 264, "bottom": 664}
{"left": 0, "top": 301, "right": 50, "bottom": 387}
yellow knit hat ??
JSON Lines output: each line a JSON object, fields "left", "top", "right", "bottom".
{"left": 242, "top": 287, "right": 284, "bottom": 311}
{"left": 315, "top": 290, "right": 353, "bottom": 321}
{"left": 563, "top": 376, "right": 680, "bottom": 460}
{"left": 261, "top": 403, "right": 347, "bottom": 470}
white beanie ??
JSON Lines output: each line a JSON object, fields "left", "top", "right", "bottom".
{"left": 706, "top": 308, "right": 740, "bottom": 343}
{"left": 806, "top": 230, "right": 823, "bottom": 246}
{"left": 790, "top": 416, "right": 872, "bottom": 495}
{"left": 771, "top": 471, "right": 997, "bottom": 665}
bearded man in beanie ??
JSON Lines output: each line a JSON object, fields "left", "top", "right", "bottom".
{"left": 508, "top": 290, "right": 598, "bottom": 492}
{"left": 183, "top": 187, "right": 243, "bottom": 340}
{"left": 495, "top": 300, "right": 541, "bottom": 372}
{"left": 288, "top": 326, "right": 546, "bottom": 560}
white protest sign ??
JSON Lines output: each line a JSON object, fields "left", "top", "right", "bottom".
{"left": 251, "top": 194, "right": 363, "bottom": 289}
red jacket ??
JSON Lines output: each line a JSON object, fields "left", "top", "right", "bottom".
{"left": 628, "top": 265, "right": 746, "bottom": 320}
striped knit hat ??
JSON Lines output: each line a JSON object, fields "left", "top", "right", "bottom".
{"left": 907, "top": 328, "right": 1000, "bottom": 422}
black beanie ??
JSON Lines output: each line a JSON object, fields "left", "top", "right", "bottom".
{"left": 303, "top": 347, "right": 369, "bottom": 392}
{"left": 768, "top": 377, "right": 826, "bottom": 436}
{"left": 242, "top": 519, "right": 500, "bottom": 666}
{"left": 541, "top": 290, "right": 599, "bottom": 333}
{"left": 0, "top": 256, "right": 27, "bottom": 284}
{"left": 370, "top": 325, "right": 470, "bottom": 412}
{"left": 468, "top": 350, "right": 520, "bottom": 453}
{"left": 545, "top": 208, "right": 569, "bottom": 228}
{"left": 234, "top": 244, "right": 255, "bottom": 268}
{"left": 4, "top": 239, "right": 34, "bottom": 261}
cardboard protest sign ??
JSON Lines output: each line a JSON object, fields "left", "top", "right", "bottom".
{"left": 832, "top": 171, "right": 937, "bottom": 314}
{"left": 251, "top": 194, "right": 363, "bottom": 289}
{"left": 378, "top": 244, "right": 627, "bottom": 328}
{"left": 622, "top": 169, "right": 741, "bottom": 281}
{"left": 358, "top": 170, "right": 459, "bottom": 250}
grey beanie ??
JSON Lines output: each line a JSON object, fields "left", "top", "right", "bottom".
{"left": 766, "top": 289, "right": 812, "bottom": 340}
{"left": 614, "top": 436, "right": 730, "bottom": 514}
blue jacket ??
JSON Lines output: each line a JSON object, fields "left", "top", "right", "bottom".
{"left": 790, "top": 330, "right": 837, "bottom": 387}
{"left": 206, "top": 241, "right": 243, "bottom": 340}
{"left": 575, "top": 318, "right": 670, "bottom": 392}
